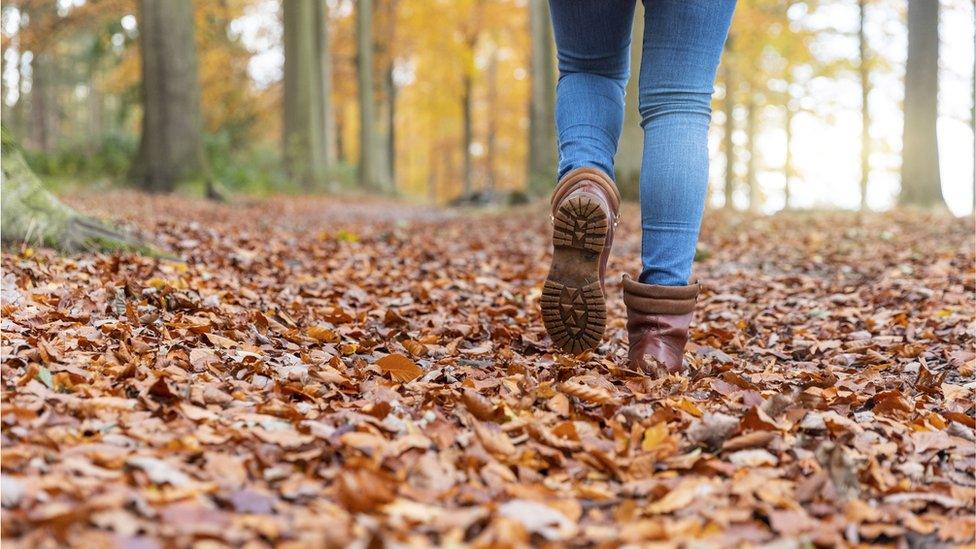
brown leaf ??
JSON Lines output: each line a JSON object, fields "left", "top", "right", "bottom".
{"left": 460, "top": 388, "right": 496, "bottom": 421}
{"left": 557, "top": 381, "right": 617, "bottom": 405}
{"left": 688, "top": 412, "right": 739, "bottom": 448}
{"left": 473, "top": 420, "right": 516, "bottom": 457}
{"left": 376, "top": 353, "right": 423, "bottom": 382}
{"left": 335, "top": 468, "right": 396, "bottom": 513}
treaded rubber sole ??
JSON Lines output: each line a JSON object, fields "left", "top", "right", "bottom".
{"left": 541, "top": 194, "right": 608, "bottom": 354}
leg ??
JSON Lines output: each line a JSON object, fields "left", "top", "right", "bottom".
{"left": 637, "top": 0, "right": 735, "bottom": 285}
{"left": 543, "top": 1, "right": 633, "bottom": 353}
{"left": 549, "top": 0, "right": 637, "bottom": 179}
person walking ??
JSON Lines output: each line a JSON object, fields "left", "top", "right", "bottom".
{"left": 541, "top": 0, "right": 736, "bottom": 375}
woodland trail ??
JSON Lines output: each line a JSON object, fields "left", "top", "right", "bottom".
{"left": 2, "top": 192, "right": 974, "bottom": 547}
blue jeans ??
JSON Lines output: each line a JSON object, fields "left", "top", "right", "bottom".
{"left": 550, "top": 0, "right": 735, "bottom": 286}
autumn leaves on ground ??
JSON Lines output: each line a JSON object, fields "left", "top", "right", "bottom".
{"left": 1, "top": 192, "right": 974, "bottom": 547}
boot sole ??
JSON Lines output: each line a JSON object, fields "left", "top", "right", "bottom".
{"left": 541, "top": 194, "right": 608, "bottom": 354}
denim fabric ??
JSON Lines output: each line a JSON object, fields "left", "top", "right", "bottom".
{"left": 549, "top": 0, "right": 736, "bottom": 286}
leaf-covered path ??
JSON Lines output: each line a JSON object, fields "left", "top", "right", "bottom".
{"left": 2, "top": 192, "right": 974, "bottom": 547}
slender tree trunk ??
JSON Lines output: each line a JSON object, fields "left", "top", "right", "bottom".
{"left": 130, "top": 0, "right": 207, "bottom": 193}
{"left": 1, "top": 40, "right": 8, "bottom": 128}
{"left": 357, "top": 0, "right": 389, "bottom": 191}
{"left": 528, "top": 0, "right": 557, "bottom": 193}
{"left": 783, "top": 103, "right": 793, "bottom": 210}
{"left": 745, "top": 88, "right": 759, "bottom": 212}
{"left": 723, "top": 40, "right": 736, "bottom": 210}
{"left": 29, "top": 52, "right": 53, "bottom": 153}
{"left": 899, "top": 0, "right": 942, "bottom": 207}
{"left": 316, "top": 0, "right": 337, "bottom": 168}
{"left": 858, "top": 0, "right": 871, "bottom": 211}
{"left": 615, "top": 6, "right": 643, "bottom": 201}
{"left": 387, "top": 66, "right": 396, "bottom": 184}
{"left": 486, "top": 43, "right": 499, "bottom": 193}
{"left": 971, "top": 0, "right": 975, "bottom": 215}
{"left": 722, "top": 62, "right": 736, "bottom": 210}
{"left": 88, "top": 59, "right": 104, "bottom": 154}
{"left": 461, "top": 72, "right": 473, "bottom": 195}
{"left": 12, "top": 53, "right": 27, "bottom": 138}
{"left": 335, "top": 111, "right": 345, "bottom": 163}
{"left": 376, "top": 0, "right": 397, "bottom": 187}
{"left": 283, "top": 0, "right": 326, "bottom": 188}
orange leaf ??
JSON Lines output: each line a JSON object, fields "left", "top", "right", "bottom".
{"left": 376, "top": 354, "right": 423, "bottom": 383}
{"left": 307, "top": 325, "right": 339, "bottom": 343}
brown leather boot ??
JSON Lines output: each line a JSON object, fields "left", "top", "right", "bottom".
{"left": 542, "top": 167, "right": 620, "bottom": 354}
{"left": 622, "top": 274, "right": 700, "bottom": 375}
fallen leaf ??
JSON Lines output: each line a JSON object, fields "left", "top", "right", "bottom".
{"left": 376, "top": 353, "right": 424, "bottom": 382}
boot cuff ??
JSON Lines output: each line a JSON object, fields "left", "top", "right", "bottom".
{"left": 622, "top": 274, "right": 700, "bottom": 315}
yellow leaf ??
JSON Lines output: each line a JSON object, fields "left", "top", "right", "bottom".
{"left": 147, "top": 277, "right": 169, "bottom": 290}
{"left": 642, "top": 422, "right": 669, "bottom": 451}
{"left": 335, "top": 229, "right": 359, "bottom": 242}
{"left": 376, "top": 353, "right": 424, "bottom": 383}
{"left": 677, "top": 398, "right": 703, "bottom": 418}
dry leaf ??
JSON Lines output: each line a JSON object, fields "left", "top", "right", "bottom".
{"left": 376, "top": 353, "right": 423, "bottom": 383}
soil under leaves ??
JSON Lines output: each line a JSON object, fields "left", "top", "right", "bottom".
{"left": 2, "top": 192, "right": 974, "bottom": 547}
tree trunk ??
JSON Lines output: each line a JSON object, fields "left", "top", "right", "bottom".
{"left": 527, "top": 0, "right": 557, "bottom": 194}
{"left": 12, "top": 54, "right": 27, "bottom": 138}
{"left": 783, "top": 103, "right": 793, "bottom": 210}
{"left": 858, "top": 0, "right": 871, "bottom": 211}
{"left": 357, "top": 0, "right": 389, "bottom": 192}
{"left": 88, "top": 58, "right": 104, "bottom": 154}
{"left": 29, "top": 52, "right": 53, "bottom": 153}
{"left": 283, "top": 0, "right": 326, "bottom": 188}
{"left": 486, "top": 43, "right": 499, "bottom": 193}
{"left": 1, "top": 127, "right": 163, "bottom": 256}
{"left": 722, "top": 40, "right": 736, "bottom": 210}
{"left": 461, "top": 72, "right": 474, "bottom": 195}
{"left": 129, "top": 0, "right": 208, "bottom": 193}
{"left": 745, "top": 89, "right": 759, "bottom": 212}
{"left": 614, "top": 6, "right": 643, "bottom": 201}
{"left": 376, "top": 0, "right": 397, "bottom": 188}
{"left": 386, "top": 62, "right": 397, "bottom": 185}
{"left": 899, "top": 0, "right": 942, "bottom": 207}
{"left": 317, "top": 0, "right": 337, "bottom": 168}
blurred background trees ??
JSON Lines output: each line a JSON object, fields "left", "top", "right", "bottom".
{"left": 1, "top": 0, "right": 973, "bottom": 215}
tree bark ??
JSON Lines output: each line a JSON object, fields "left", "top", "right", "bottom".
{"left": 858, "top": 0, "right": 871, "bottom": 211}
{"left": 129, "top": 0, "right": 208, "bottom": 193}
{"left": 461, "top": 71, "right": 473, "bottom": 195}
{"left": 745, "top": 88, "right": 758, "bottom": 212}
{"left": 2, "top": 127, "right": 163, "bottom": 256}
{"left": 375, "top": 0, "right": 397, "bottom": 190}
{"left": 29, "top": 51, "right": 54, "bottom": 153}
{"left": 722, "top": 40, "right": 736, "bottom": 210}
{"left": 357, "top": 0, "right": 390, "bottom": 192}
{"left": 316, "top": 0, "right": 337, "bottom": 168}
{"left": 614, "top": 7, "right": 643, "bottom": 201}
{"left": 527, "top": 0, "right": 557, "bottom": 194}
{"left": 899, "top": 0, "right": 942, "bottom": 208}
{"left": 283, "top": 0, "right": 326, "bottom": 188}
{"left": 783, "top": 103, "right": 793, "bottom": 210}
{"left": 486, "top": 43, "right": 499, "bottom": 193}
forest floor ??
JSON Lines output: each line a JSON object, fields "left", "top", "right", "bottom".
{"left": 1, "top": 191, "right": 974, "bottom": 547}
